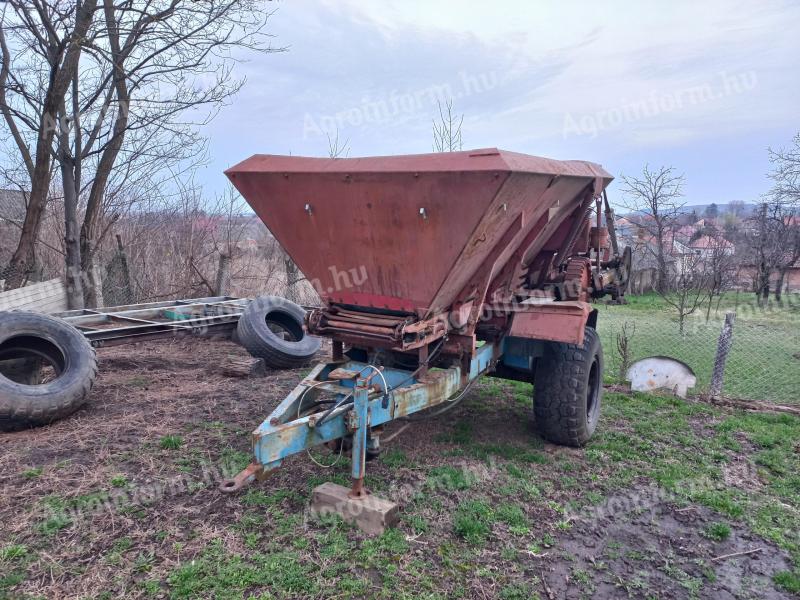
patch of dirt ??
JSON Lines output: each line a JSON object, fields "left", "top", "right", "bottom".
{"left": 546, "top": 496, "right": 794, "bottom": 599}
{"left": 0, "top": 337, "right": 796, "bottom": 599}
{"left": 722, "top": 458, "right": 763, "bottom": 492}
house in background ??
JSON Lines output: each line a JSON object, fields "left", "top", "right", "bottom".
{"left": 689, "top": 235, "right": 735, "bottom": 258}
{"left": 674, "top": 224, "right": 697, "bottom": 243}
{"left": 735, "top": 258, "right": 800, "bottom": 294}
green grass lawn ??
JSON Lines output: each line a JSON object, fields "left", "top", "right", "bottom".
{"left": 3, "top": 380, "right": 800, "bottom": 599}
{"left": 1, "top": 321, "right": 798, "bottom": 599}
{"left": 596, "top": 292, "right": 800, "bottom": 403}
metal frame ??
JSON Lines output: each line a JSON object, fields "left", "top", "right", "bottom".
{"left": 53, "top": 296, "right": 248, "bottom": 347}
{"left": 220, "top": 337, "right": 542, "bottom": 495}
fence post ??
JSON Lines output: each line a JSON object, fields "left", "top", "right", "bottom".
{"left": 215, "top": 253, "right": 232, "bottom": 296}
{"left": 710, "top": 312, "right": 735, "bottom": 398}
{"left": 104, "top": 235, "right": 134, "bottom": 306}
{"left": 91, "top": 265, "right": 105, "bottom": 308}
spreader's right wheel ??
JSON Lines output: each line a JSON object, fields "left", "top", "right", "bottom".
{"left": 533, "top": 327, "right": 603, "bottom": 447}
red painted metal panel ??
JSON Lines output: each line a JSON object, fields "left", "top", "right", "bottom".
{"left": 508, "top": 301, "right": 593, "bottom": 345}
{"left": 226, "top": 149, "right": 612, "bottom": 316}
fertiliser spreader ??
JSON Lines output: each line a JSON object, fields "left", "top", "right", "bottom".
{"left": 221, "top": 149, "right": 629, "bottom": 532}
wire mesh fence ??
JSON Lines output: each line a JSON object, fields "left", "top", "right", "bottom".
{"left": 5, "top": 250, "right": 797, "bottom": 406}
{"left": 0, "top": 262, "right": 39, "bottom": 293}
{"left": 596, "top": 295, "right": 800, "bottom": 405}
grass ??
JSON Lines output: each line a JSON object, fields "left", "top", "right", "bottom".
{"left": 499, "top": 582, "right": 538, "bottom": 600}
{"left": 773, "top": 570, "right": 800, "bottom": 594}
{"left": 126, "top": 375, "right": 151, "bottom": 388}
{"left": 427, "top": 465, "right": 476, "bottom": 491}
{"left": 453, "top": 499, "right": 495, "bottom": 544}
{"left": 594, "top": 390, "right": 800, "bottom": 592}
{"left": 167, "top": 540, "right": 317, "bottom": 599}
{"left": 496, "top": 503, "right": 527, "bottom": 529}
{"left": 0, "top": 545, "right": 27, "bottom": 562}
{"left": 595, "top": 291, "right": 799, "bottom": 402}
{"left": 702, "top": 522, "right": 732, "bottom": 541}
{"left": 158, "top": 435, "right": 183, "bottom": 450}
{"left": 381, "top": 448, "right": 411, "bottom": 468}
{"left": 0, "top": 544, "right": 31, "bottom": 596}
{"left": 109, "top": 474, "right": 129, "bottom": 488}
{"left": 22, "top": 467, "right": 42, "bottom": 479}
{"left": 4, "top": 339, "right": 800, "bottom": 599}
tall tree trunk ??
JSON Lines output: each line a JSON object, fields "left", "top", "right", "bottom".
{"left": 756, "top": 262, "right": 771, "bottom": 307}
{"left": 215, "top": 252, "right": 232, "bottom": 296}
{"left": 62, "top": 161, "right": 84, "bottom": 309}
{"left": 5, "top": 179, "right": 47, "bottom": 288}
{"left": 80, "top": 0, "right": 131, "bottom": 307}
{"left": 653, "top": 220, "right": 670, "bottom": 294}
{"left": 59, "top": 98, "right": 84, "bottom": 310}
{"left": 6, "top": 123, "right": 59, "bottom": 288}
{"left": 5, "top": 0, "right": 98, "bottom": 290}
{"left": 775, "top": 269, "right": 786, "bottom": 302}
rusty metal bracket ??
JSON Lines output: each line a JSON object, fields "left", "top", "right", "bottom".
{"left": 219, "top": 462, "right": 269, "bottom": 494}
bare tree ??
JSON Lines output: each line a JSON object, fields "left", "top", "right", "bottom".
{"left": 326, "top": 128, "right": 350, "bottom": 159}
{"left": 615, "top": 321, "right": 635, "bottom": 383}
{"left": 746, "top": 200, "right": 799, "bottom": 304}
{"left": 766, "top": 132, "right": 800, "bottom": 301}
{"left": 0, "top": 0, "right": 98, "bottom": 291}
{"left": 773, "top": 212, "right": 800, "bottom": 302}
{"left": 619, "top": 165, "right": 686, "bottom": 293}
{"left": 703, "top": 236, "right": 737, "bottom": 321}
{"left": 432, "top": 98, "right": 463, "bottom": 153}
{"left": 105, "top": 185, "right": 261, "bottom": 303}
{"left": 79, "top": 1, "right": 279, "bottom": 307}
{"left": 748, "top": 203, "right": 773, "bottom": 304}
{"left": 768, "top": 132, "right": 800, "bottom": 204}
{"left": 665, "top": 250, "right": 708, "bottom": 334}
{"left": 0, "top": 0, "right": 280, "bottom": 307}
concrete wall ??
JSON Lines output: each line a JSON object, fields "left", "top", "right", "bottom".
{"left": 735, "top": 266, "right": 800, "bottom": 293}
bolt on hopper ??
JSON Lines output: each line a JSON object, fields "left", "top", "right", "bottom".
{"left": 222, "top": 148, "right": 630, "bottom": 533}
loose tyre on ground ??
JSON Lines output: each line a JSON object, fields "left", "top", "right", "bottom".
{"left": 533, "top": 326, "right": 603, "bottom": 447}
{"left": 236, "top": 296, "right": 321, "bottom": 369}
{"left": 0, "top": 311, "right": 98, "bottom": 431}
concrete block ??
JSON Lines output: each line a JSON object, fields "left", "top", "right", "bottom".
{"left": 311, "top": 482, "right": 399, "bottom": 536}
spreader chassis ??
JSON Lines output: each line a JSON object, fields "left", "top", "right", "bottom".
{"left": 220, "top": 332, "right": 547, "bottom": 495}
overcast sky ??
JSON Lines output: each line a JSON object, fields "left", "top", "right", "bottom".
{"left": 202, "top": 0, "right": 799, "bottom": 207}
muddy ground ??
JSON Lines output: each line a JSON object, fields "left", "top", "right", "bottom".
{"left": 0, "top": 338, "right": 798, "bottom": 599}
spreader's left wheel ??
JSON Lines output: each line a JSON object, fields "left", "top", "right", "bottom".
{"left": 532, "top": 327, "right": 603, "bottom": 447}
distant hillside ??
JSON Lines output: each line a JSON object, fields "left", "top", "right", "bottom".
{"left": 618, "top": 202, "right": 757, "bottom": 220}
{"left": 678, "top": 202, "right": 756, "bottom": 217}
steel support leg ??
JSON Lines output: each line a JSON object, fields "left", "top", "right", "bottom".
{"left": 350, "top": 384, "right": 369, "bottom": 497}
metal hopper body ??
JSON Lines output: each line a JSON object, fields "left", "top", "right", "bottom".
{"left": 227, "top": 149, "right": 614, "bottom": 351}
{"left": 223, "top": 149, "right": 627, "bottom": 511}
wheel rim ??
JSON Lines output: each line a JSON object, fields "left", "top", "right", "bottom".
{"left": 586, "top": 355, "right": 600, "bottom": 420}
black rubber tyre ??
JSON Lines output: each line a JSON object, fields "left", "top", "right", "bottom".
{"left": 236, "top": 296, "right": 321, "bottom": 369}
{"left": 0, "top": 311, "right": 98, "bottom": 431}
{"left": 533, "top": 326, "right": 603, "bottom": 447}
